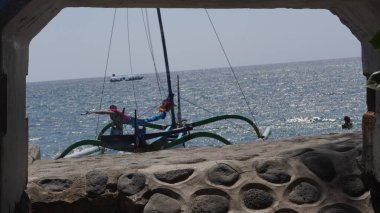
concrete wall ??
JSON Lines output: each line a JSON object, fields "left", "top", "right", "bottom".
{"left": 1, "top": 0, "right": 380, "bottom": 212}
{"left": 1, "top": 1, "right": 31, "bottom": 212}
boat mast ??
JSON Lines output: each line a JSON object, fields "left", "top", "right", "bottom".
{"left": 157, "top": 8, "right": 176, "bottom": 126}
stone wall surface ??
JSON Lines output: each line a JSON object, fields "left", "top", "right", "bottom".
{"left": 27, "top": 132, "right": 372, "bottom": 213}
{"left": 28, "top": 144, "right": 41, "bottom": 165}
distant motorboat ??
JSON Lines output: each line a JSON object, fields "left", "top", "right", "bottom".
{"left": 110, "top": 74, "right": 143, "bottom": 82}
{"left": 110, "top": 74, "right": 125, "bottom": 82}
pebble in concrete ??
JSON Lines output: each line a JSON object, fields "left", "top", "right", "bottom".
{"left": 330, "top": 144, "right": 357, "bottom": 152}
{"left": 274, "top": 209, "right": 298, "bottom": 213}
{"left": 287, "top": 179, "right": 321, "bottom": 204}
{"left": 170, "top": 158, "right": 207, "bottom": 164}
{"left": 117, "top": 173, "right": 146, "bottom": 196}
{"left": 241, "top": 184, "right": 274, "bottom": 210}
{"left": 191, "top": 195, "right": 229, "bottom": 213}
{"left": 85, "top": 170, "right": 108, "bottom": 197}
{"left": 127, "top": 162, "right": 149, "bottom": 169}
{"left": 317, "top": 203, "right": 361, "bottom": 213}
{"left": 38, "top": 178, "right": 73, "bottom": 192}
{"left": 256, "top": 159, "right": 291, "bottom": 184}
{"left": 301, "top": 152, "right": 336, "bottom": 182}
{"left": 207, "top": 163, "right": 239, "bottom": 186}
{"left": 144, "top": 193, "right": 181, "bottom": 213}
{"left": 340, "top": 175, "right": 367, "bottom": 197}
{"left": 154, "top": 168, "right": 194, "bottom": 184}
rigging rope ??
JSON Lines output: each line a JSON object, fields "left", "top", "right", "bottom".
{"left": 204, "top": 9, "right": 258, "bottom": 125}
{"left": 126, "top": 9, "right": 138, "bottom": 110}
{"left": 95, "top": 8, "right": 117, "bottom": 136}
{"left": 139, "top": 105, "right": 159, "bottom": 117}
{"left": 141, "top": 9, "right": 165, "bottom": 99}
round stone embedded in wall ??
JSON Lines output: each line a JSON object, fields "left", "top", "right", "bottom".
{"left": 38, "top": 177, "right": 73, "bottom": 192}
{"left": 256, "top": 159, "right": 291, "bottom": 184}
{"left": 317, "top": 203, "right": 360, "bottom": 213}
{"left": 154, "top": 168, "right": 194, "bottom": 184}
{"left": 191, "top": 195, "right": 229, "bottom": 213}
{"left": 144, "top": 193, "right": 181, "bottom": 213}
{"left": 208, "top": 163, "right": 239, "bottom": 186}
{"left": 287, "top": 179, "right": 321, "bottom": 204}
{"left": 301, "top": 152, "right": 336, "bottom": 182}
{"left": 117, "top": 173, "right": 146, "bottom": 195}
{"left": 331, "top": 145, "right": 356, "bottom": 152}
{"left": 170, "top": 158, "right": 207, "bottom": 164}
{"left": 85, "top": 170, "right": 108, "bottom": 197}
{"left": 274, "top": 209, "right": 298, "bottom": 213}
{"left": 241, "top": 184, "right": 274, "bottom": 210}
{"left": 127, "top": 162, "right": 149, "bottom": 169}
{"left": 340, "top": 175, "right": 368, "bottom": 197}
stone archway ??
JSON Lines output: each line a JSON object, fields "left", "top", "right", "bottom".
{"left": 1, "top": 0, "right": 380, "bottom": 212}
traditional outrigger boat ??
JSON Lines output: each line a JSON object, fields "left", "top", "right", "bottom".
{"left": 56, "top": 9, "right": 270, "bottom": 159}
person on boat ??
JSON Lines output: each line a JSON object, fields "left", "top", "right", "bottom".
{"left": 85, "top": 97, "right": 173, "bottom": 134}
{"left": 85, "top": 105, "right": 130, "bottom": 135}
{"left": 342, "top": 116, "right": 353, "bottom": 129}
{"left": 144, "top": 96, "right": 174, "bottom": 122}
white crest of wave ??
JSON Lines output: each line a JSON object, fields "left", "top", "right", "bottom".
{"left": 287, "top": 117, "right": 336, "bottom": 123}
{"left": 29, "top": 137, "right": 42, "bottom": 141}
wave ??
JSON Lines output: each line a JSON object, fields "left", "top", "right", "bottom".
{"left": 286, "top": 117, "right": 336, "bottom": 124}
{"left": 29, "top": 137, "right": 42, "bottom": 141}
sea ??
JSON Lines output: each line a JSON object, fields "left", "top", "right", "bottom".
{"left": 27, "top": 57, "right": 366, "bottom": 160}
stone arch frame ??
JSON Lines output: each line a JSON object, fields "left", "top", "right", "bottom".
{"left": 1, "top": 0, "right": 380, "bottom": 212}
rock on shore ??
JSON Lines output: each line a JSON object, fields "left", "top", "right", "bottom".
{"left": 27, "top": 132, "right": 373, "bottom": 212}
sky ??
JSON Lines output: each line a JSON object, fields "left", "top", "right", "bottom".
{"left": 27, "top": 8, "right": 361, "bottom": 82}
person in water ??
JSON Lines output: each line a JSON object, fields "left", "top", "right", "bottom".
{"left": 342, "top": 116, "right": 353, "bottom": 129}
{"left": 86, "top": 97, "right": 173, "bottom": 135}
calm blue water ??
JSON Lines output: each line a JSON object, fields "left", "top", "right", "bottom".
{"left": 27, "top": 57, "right": 366, "bottom": 159}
